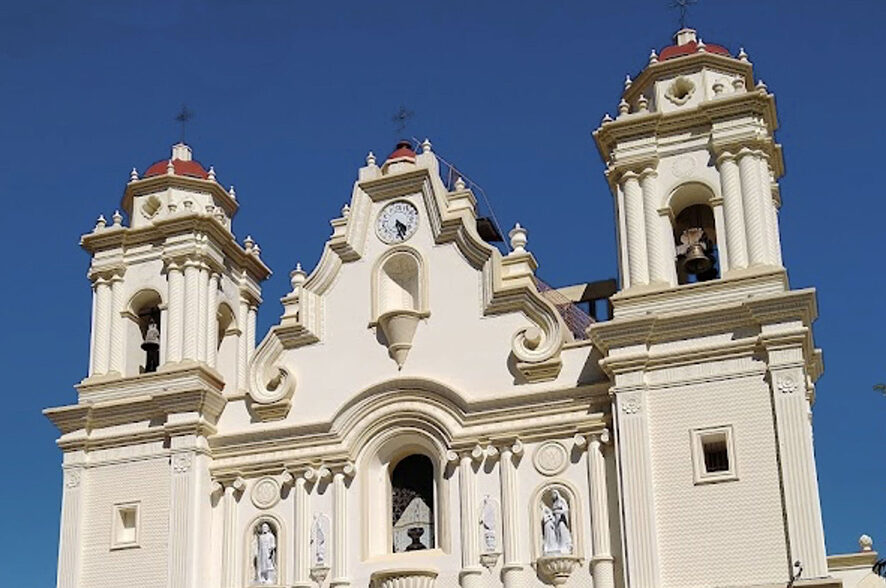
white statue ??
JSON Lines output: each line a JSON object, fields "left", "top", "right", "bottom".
{"left": 541, "top": 505, "right": 559, "bottom": 555}
{"left": 541, "top": 489, "right": 573, "bottom": 556}
{"left": 550, "top": 489, "right": 572, "bottom": 554}
{"left": 253, "top": 522, "right": 277, "bottom": 585}
{"left": 480, "top": 496, "right": 498, "bottom": 551}
{"left": 311, "top": 514, "right": 327, "bottom": 566}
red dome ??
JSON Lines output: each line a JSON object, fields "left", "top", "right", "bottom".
{"left": 387, "top": 140, "right": 416, "bottom": 161}
{"left": 659, "top": 40, "right": 730, "bottom": 61}
{"left": 144, "top": 159, "right": 209, "bottom": 179}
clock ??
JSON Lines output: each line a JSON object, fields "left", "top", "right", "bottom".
{"left": 376, "top": 200, "right": 419, "bottom": 244}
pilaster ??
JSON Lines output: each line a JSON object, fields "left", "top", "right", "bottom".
{"left": 331, "top": 463, "right": 355, "bottom": 588}
{"left": 219, "top": 476, "right": 245, "bottom": 588}
{"left": 613, "top": 384, "right": 659, "bottom": 588}
{"left": 57, "top": 467, "right": 84, "bottom": 588}
{"left": 576, "top": 431, "right": 615, "bottom": 588}
{"left": 451, "top": 446, "right": 484, "bottom": 588}
{"left": 168, "top": 451, "right": 197, "bottom": 588}
{"left": 497, "top": 440, "right": 524, "bottom": 586}
{"left": 621, "top": 171, "right": 649, "bottom": 287}
{"left": 237, "top": 298, "right": 249, "bottom": 391}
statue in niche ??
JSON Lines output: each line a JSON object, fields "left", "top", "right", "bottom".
{"left": 252, "top": 522, "right": 277, "bottom": 585}
{"left": 311, "top": 514, "right": 328, "bottom": 566}
{"left": 540, "top": 489, "right": 572, "bottom": 555}
{"left": 480, "top": 495, "right": 498, "bottom": 552}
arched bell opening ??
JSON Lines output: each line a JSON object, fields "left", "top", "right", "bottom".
{"left": 216, "top": 302, "right": 238, "bottom": 387}
{"left": 668, "top": 183, "right": 721, "bottom": 285}
{"left": 125, "top": 289, "right": 163, "bottom": 375}
{"left": 390, "top": 453, "right": 436, "bottom": 553}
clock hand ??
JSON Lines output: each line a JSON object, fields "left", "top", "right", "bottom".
{"left": 395, "top": 219, "right": 407, "bottom": 238}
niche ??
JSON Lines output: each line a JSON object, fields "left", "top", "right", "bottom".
{"left": 249, "top": 519, "right": 279, "bottom": 586}
{"left": 668, "top": 183, "right": 720, "bottom": 285}
{"left": 371, "top": 247, "right": 429, "bottom": 368}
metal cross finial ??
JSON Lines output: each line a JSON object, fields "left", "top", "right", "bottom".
{"left": 391, "top": 105, "right": 414, "bottom": 135}
{"left": 670, "top": 0, "right": 697, "bottom": 29}
{"left": 174, "top": 105, "right": 194, "bottom": 143}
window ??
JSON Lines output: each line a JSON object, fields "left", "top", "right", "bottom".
{"left": 691, "top": 426, "right": 737, "bottom": 484}
{"left": 391, "top": 454, "right": 435, "bottom": 552}
{"left": 111, "top": 502, "right": 140, "bottom": 549}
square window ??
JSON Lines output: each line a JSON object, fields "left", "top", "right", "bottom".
{"left": 691, "top": 426, "right": 737, "bottom": 484}
{"left": 111, "top": 502, "right": 140, "bottom": 549}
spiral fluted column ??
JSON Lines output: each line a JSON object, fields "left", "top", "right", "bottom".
{"left": 197, "top": 265, "right": 209, "bottom": 361}
{"left": 640, "top": 169, "right": 669, "bottom": 284}
{"left": 717, "top": 152, "right": 749, "bottom": 269}
{"left": 92, "top": 279, "right": 111, "bottom": 374}
{"left": 621, "top": 171, "right": 649, "bottom": 286}
{"left": 237, "top": 298, "right": 249, "bottom": 390}
{"left": 183, "top": 261, "right": 200, "bottom": 359}
{"left": 205, "top": 273, "right": 219, "bottom": 368}
{"left": 166, "top": 262, "right": 184, "bottom": 363}
{"left": 737, "top": 148, "right": 768, "bottom": 266}
{"left": 108, "top": 273, "right": 125, "bottom": 374}
{"left": 757, "top": 154, "right": 782, "bottom": 266}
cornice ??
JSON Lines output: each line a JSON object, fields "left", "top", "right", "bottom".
{"left": 81, "top": 212, "right": 271, "bottom": 283}
{"left": 121, "top": 174, "right": 238, "bottom": 218}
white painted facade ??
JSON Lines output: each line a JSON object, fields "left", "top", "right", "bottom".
{"left": 46, "top": 29, "right": 882, "bottom": 588}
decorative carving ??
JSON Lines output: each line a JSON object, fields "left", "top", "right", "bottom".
{"left": 536, "top": 555, "right": 581, "bottom": 585}
{"left": 621, "top": 397, "right": 641, "bottom": 415}
{"left": 671, "top": 155, "right": 697, "bottom": 178}
{"left": 534, "top": 442, "right": 569, "bottom": 477}
{"left": 777, "top": 376, "right": 798, "bottom": 394}
{"left": 251, "top": 521, "right": 278, "bottom": 585}
{"left": 251, "top": 477, "right": 280, "bottom": 510}
{"left": 665, "top": 76, "right": 696, "bottom": 106}
{"left": 64, "top": 469, "right": 81, "bottom": 489}
{"left": 370, "top": 569, "right": 438, "bottom": 588}
{"left": 172, "top": 453, "right": 192, "bottom": 474}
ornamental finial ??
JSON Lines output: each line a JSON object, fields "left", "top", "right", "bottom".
{"left": 366, "top": 151, "right": 377, "bottom": 166}
{"left": 421, "top": 138, "right": 432, "bottom": 154}
{"left": 738, "top": 47, "right": 749, "bottom": 62}
{"left": 602, "top": 112, "right": 614, "bottom": 123}
{"left": 637, "top": 95, "right": 649, "bottom": 113}
{"left": 290, "top": 262, "right": 307, "bottom": 290}
{"left": 454, "top": 176, "right": 466, "bottom": 191}
{"left": 649, "top": 49, "right": 659, "bottom": 64}
{"left": 696, "top": 38, "right": 706, "bottom": 52}
{"left": 129, "top": 167, "right": 139, "bottom": 182}
{"left": 94, "top": 214, "right": 107, "bottom": 231}
{"left": 508, "top": 222, "right": 528, "bottom": 253}
{"left": 166, "top": 159, "right": 175, "bottom": 175}
{"left": 112, "top": 210, "right": 123, "bottom": 226}
{"left": 341, "top": 203, "right": 350, "bottom": 218}
{"left": 618, "top": 98, "right": 630, "bottom": 116}
{"left": 860, "top": 534, "right": 874, "bottom": 552}
{"left": 624, "top": 75, "right": 632, "bottom": 90}
{"left": 756, "top": 79, "right": 768, "bottom": 92}
{"left": 208, "top": 166, "right": 216, "bottom": 181}
{"left": 229, "top": 185, "right": 236, "bottom": 200}
{"left": 244, "top": 235, "right": 254, "bottom": 252}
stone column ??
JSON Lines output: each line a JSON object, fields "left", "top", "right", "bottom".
{"left": 717, "top": 152, "right": 749, "bottom": 270}
{"left": 758, "top": 154, "right": 782, "bottom": 266}
{"left": 737, "top": 148, "right": 768, "bottom": 266}
{"left": 498, "top": 440, "right": 524, "bottom": 587}
{"left": 237, "top": 298, "right": 249, "bottom": 391}
{"left": 640, "top": 169, "right": 669, "bottom": 285}
{"left": 621, "top": 171, "right": 649, "bottom": 286}
{"left": 454, "top": 447, "right": 483, "bottom": 588}
{"left": 247, "top": 303, "right": 258, "bottom": 359}
{"left": 166, "top": 262, "right": 184, "bottom": 363}
{"left": 91, "top": 278, "right": 112, "bottom": 375}
{"left": 108, "top": 272, "right": 125, "bottom": 374}
{"left": 57, "top": 468, "right": 84, "bottom": 588}
{"left": 220, "top": 477, "right": 244, "bottom": 588}
{"left": 205, "top": 273, "right": 219, "bottom": 368}
{"left": 614, "top": 389, "right": 660, "bottom": 587}
{"left": 183, "top": 261, "right": 200, "bottom": 359}
{"left": 584, "top": 431, "right": 615, "bottom": 588}
{"left": 291, "top": 469, "right": 313, "bottom": 588}
{"left": 331, "top": 464, "right": 354, "bottom": 588}
{"left": 197, "top": 265, "right": 209, "bottom": 362}
{"left": 710, "top": 198, "right": 730, "bottom": 274}
{"left": 169, "top": 452, "right": 196, "bottom": 587}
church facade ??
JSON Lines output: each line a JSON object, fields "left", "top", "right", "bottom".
{"left": 46, "top": 28, "right": 882, "bottom": 588}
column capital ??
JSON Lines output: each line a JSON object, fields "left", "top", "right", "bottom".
{"left": 447, "top": 444, "right": 485, "bottom": 463}
{"left": 639, "top": 167, "right": 658, "bottom": 179}
{"left": 714, "top": 150, "right": 737, "bottom": 166}
{"left": 619, "top": 170, "right": 641, "bottom": 183}
{"left": 88, "top": 264, "right": 126, "bottom": 283}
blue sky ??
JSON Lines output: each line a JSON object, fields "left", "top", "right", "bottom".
{"left": 0, "top": 1, "right": 883, "bottom": 584}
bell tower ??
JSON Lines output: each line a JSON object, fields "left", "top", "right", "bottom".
{"left": 590, "top": 30, "right": 831, "bottom": 587}
{"left": 47, "top": 143, "right": 270, "bottom": 588}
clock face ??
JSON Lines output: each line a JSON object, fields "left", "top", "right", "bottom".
{"left": 376, "top": 201, "right": 419, "bottom": 244}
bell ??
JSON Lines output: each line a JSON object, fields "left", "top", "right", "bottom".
{"left": 677, "top": 227, "right": 714, "bottom": 276}
{"left": 141, "top": 319, "right": 160, "bottom": 373}
{"left": 682, "top": 242, "right": 713, "bottom": 275}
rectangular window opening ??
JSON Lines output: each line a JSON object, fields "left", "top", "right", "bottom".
{"left": 691, "top": 426, "right": 737, "bottom": 484}
{"left": 702, "top": 437, "right": 730, "bottom": 473}
{"left": 111, "top": 502, "right": 140, "bottom": 549}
